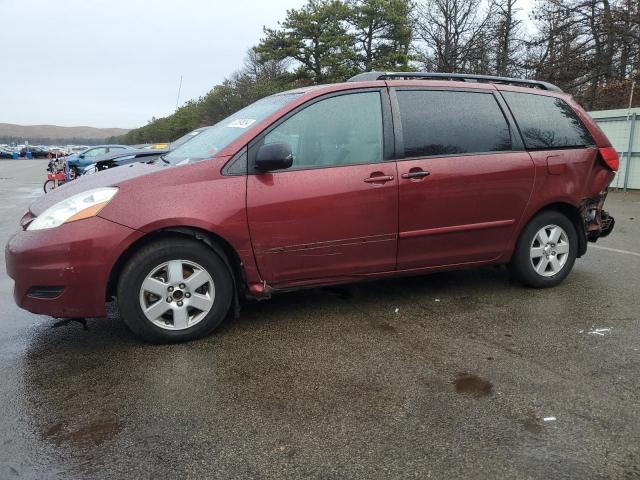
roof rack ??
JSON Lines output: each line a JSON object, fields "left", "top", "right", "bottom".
{"left": 347, "top": 71, "right": 563, "bottom": 92}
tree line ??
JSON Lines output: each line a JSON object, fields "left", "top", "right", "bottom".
{"left": 110, "top": 0, "right": 640, "bottom": 145}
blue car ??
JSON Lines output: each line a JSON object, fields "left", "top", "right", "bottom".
{"left": 66, "top": 145, "right": 133, "bottom": 174}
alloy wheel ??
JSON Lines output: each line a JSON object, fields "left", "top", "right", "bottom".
{"left": 529, "top": 224, "right": 570, "bottom": 277}
{"left": 138, "top": 260, "right": 215, "bottom": 330}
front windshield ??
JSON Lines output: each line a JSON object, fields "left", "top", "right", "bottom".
{"left": 169, "top": 128, "right": 206, "bottom": 150}
{"left": 165, "top": 92, "right": 302, "bottom": 164}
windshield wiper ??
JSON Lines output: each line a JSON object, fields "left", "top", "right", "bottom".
{"left": 158, "top": 154, "right": 170, "bottom": 164}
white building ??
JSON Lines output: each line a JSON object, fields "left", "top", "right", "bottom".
{"left": 589, "top": 107, "right": 639, "bottom": 190}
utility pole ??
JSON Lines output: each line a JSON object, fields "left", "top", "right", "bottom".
{"left": 175, "top": 75, "right": 183, "bottom": 111}
{"left": 623, "top": 69, "right": 636, "bottom": 192}
{"left": 626, "top": 70, "right": 636, "bottom": 120}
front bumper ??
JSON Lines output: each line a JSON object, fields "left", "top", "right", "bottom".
{"left": 5, "top": 216, "right": 140, "bottom": 318}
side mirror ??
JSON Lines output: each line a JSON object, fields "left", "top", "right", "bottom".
{"left": 79, "top": 154, "right": 85, "bottom": 159}
{"left": 255, "top": 143, "right": 293, "bottom": 172}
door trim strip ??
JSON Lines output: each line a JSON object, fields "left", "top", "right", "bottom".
{"left": 399, "top": 219, "right": 515, "bottom": 239}
{"left": 263, "top": 233, "right": 397, "bottom": 255}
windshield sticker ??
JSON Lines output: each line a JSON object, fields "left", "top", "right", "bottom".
{"left": 227, "top": 118, "right": 256, "bottom": 129}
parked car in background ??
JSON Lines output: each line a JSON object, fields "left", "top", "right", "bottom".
{"left": 0, "top": 147, "right": 14, "bottom": 159}
{"left": 47, "top": 147, "right": 67, "bottom": 158}
{"left": 65, "top": 145, "right": 133, "bottom": 174}
{"left": 20, "top": 146, "right": 49, "bottom": 158}
{"left": 132, "top": 143, "right": 171, "bottom": 150}
{"left": 69, "top": 146, "right": 89, "bottom": 154}
{"left": 6, "top": 72, "right": 618, "bottom": 343}
{"left": 146, "top": 143, "right": 170, "bottom": 150}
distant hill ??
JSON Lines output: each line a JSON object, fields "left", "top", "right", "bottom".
{"left": 0, "top": 123, "right": 130, "bottom": 145}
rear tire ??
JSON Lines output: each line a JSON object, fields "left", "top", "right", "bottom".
{"left": 116, "top": 237, "right": 233, "bottom": 343}
{"left": 509, "top": 210, "right": 578, "bottom": 288}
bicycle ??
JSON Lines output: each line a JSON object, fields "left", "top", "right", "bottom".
{"left": 44, "top": 157, "right": 76, "bottom": 193}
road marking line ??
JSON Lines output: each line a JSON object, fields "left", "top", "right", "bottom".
{"left": 590, "top": 244, "right": 640, "bottom": 257}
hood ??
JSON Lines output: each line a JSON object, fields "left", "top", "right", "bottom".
{"left": 30, "top": 162, "right": 165, "bottom": 216}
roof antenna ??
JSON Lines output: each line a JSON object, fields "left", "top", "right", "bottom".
{"left": 175, "top": 75, "right": 183, "bottom": 111}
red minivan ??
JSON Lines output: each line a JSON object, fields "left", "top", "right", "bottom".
{"left": 6, "top": 72, "right": 617, "bottom": 343}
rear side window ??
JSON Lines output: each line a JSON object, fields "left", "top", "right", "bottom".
{"left": 396, "top": 90, "right": 512, "bottom": 158}
{"left": 502, "top": 92, "right": 594, "bottom": 149}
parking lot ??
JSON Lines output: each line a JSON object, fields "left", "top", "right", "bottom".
{"left": 0, "top": 159, "right": 638, "bottom": 479}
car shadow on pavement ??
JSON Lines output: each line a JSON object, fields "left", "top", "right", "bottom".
{"left": 26, "top": 265, "right": 520, "bottom": 351}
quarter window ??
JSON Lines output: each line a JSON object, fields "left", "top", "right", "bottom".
{"left": 396, "top": 90, "right": 512, "bottom": 158}
{"left": 263, "top": 92, "right": 384, "bottom": 169}
{"left": 502, "top": 92, "right": 594, "bottom": 149}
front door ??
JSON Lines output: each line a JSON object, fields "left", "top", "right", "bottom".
{"left": 392, "top": 88, "right": 535, "bottom": 269}
{"left": 247, "top": 90, "right": 398, "bottom": 285}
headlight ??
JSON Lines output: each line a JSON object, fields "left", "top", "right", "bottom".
{"left": 27, "top": 187, "right": 118, "bottom": 231}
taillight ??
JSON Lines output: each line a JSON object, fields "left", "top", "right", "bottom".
{"left": 599, "top": 147, "right": 619, "bottom": 171}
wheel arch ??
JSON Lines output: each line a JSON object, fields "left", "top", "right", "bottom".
{"left": 520, "top": 202, "right": 587, "bottom": 258}
{"left": 106, "top": 227, "right": 247, "bottom": 312}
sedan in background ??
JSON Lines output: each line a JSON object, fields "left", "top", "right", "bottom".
{"left": 20, "top": 146, "right": 49, "bottom": 158}
{"left": 65, "top": 145, "right": 134, "bottom": 174}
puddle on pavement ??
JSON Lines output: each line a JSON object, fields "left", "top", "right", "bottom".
{"left": 453, "top": 373, "right": 493, "bottom": 397}
{"left": 523, "top": 418, "right": 545, "bottom": 433}
{"left": 371, "top": 321, "right": 397, "bottom": 333}
{"left": 42, "top": 420, "right": 122, "bottom": 446}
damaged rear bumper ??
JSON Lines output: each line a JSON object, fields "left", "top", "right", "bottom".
{"left": 598, "top": 211, "right": 615, "bottom": 238}
{"left": 581, "top": 193, "right": 615, "bottom": 242}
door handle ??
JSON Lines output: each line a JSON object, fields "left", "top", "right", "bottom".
{"left": 401, "top": 170, "right": 430, "bottom": 179}
{"left": 364, "top": 174, "right": 394, "bottom": 183}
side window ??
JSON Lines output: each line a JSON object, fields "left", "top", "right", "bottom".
{"left": 502, "top": 92, "right": 594, "bottom": 149}
{"left": 263, "top": 91, "right": 383, "bottom": 169}
{"left": 396, "top": 90, "right": 512, "bottom": 158}
{"left": 84, "top": 147, "right": 106, "bottom": 157}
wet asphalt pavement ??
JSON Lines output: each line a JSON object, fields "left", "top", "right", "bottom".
{"left": 0, "top": 160, "right": 639, "bottom": 479}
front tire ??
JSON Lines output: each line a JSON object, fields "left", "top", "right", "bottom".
{"left": 509, "top": 210, "right": 578, "bottom": 288}
{"left": 117, "top": 237, "right": 233, "bottom": 343}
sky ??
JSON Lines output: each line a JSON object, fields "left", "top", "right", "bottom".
{"left": 1, "top": 0, "right": 534, "bottom": 129}
{"left": 0, "top": 0, "right": 306, "bottom": 128}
